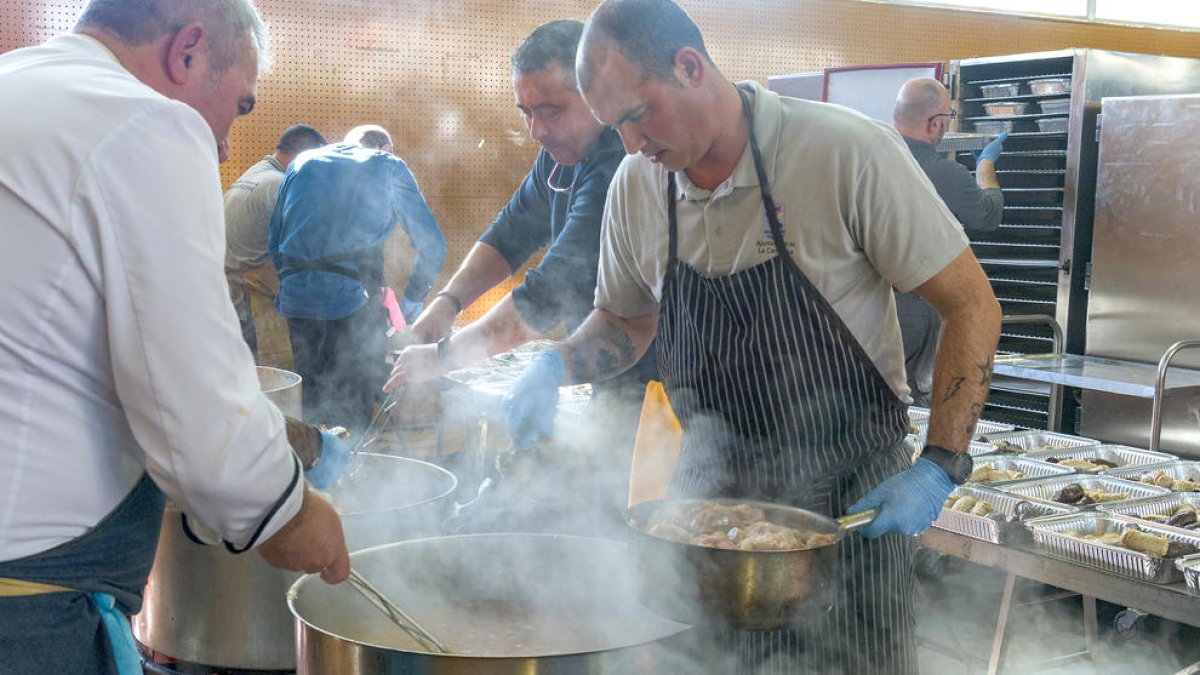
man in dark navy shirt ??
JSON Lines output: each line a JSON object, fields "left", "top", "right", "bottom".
{"left": 893, "top": 77, "right": 1005, "bottom": 405}
{"left": 387, "top": 20, "right": 654, "bottom": 389}
{"left": 386, "top": 20, "right": 655, "bottom": 529}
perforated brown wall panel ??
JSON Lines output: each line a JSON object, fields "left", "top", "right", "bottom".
{"left": 5, "top": 0, "right": 1199, "bottom": 319}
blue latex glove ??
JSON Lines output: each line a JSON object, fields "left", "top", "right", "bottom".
{"left": 503, "top": 351, "right": 565, "bottom": 448}
{"left": 976, "top": 130, "right": 1008, "bottom": 164}
{"left": 304, "top": 430, "right": 351, "bottom": 490}
{"left": 845, "top": 457, "right": 954, "bottom": 538}
{"left": 400, "top": 297, "right": 424, "bottom": 325}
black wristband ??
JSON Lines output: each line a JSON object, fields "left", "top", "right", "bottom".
{"left": 919, "top": 444, "right": 974, "bottom": 485}
{"left": 436, "top": 336, "right": 457, "bottom": 371}
{"left": 435, "top": 290, "right": 463, "bottom": 314}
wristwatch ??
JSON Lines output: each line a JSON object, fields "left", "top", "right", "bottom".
{"left": 919, "top": 444, "right": 974, "bottom": 485}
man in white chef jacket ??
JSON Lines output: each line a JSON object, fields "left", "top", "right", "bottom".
{"left": 0, "top": 1, "right": 350, "bottom": 673}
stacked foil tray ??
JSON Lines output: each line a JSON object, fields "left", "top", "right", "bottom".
{"left": 966, "top": 455, "right": 1075, "bottom": 486}
{"left": 1023, "top": 445, "right": 1177, "bottom": 472}
{"left": 934, "top": 485, "right": 1077, "bottom": 544}
{"left": 1106, "top": 460, "right": 1200, "bottom": 487}
{"left": 973, "top": 429, "right": 1098, "bottom": 454}
{"left": 1096, "top": 492, "right": 1200, "bottom": 533}
{"left": 1175, "top": 554, "right": 1200, "bottom": 592}
{"left": 992, "top": 474, "right": 1171, "bottom": 508}
{"left": 1024, "top": 512, "right": 1200, "bottom": 583}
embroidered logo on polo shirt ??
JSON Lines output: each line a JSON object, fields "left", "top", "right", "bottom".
{"left": 762, "top": 204, "right": 785, "bottom": 236}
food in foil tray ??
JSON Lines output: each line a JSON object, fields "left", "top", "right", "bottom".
{"left": 1044, "top": 456, "right": 1119, "bottom": 472}
{"left": 944, "top": 494, "right": 993, "bottom": 516}
{"left": 1140, "top": 469, "right": 1200, "bottom": 492}
{"left": 644, "top": 501, "right": 838, "bottom": 551}
{"left": 1064, "top": 526, "right": 1198, "bottom": 558}
{"left": 1136, "top": 504, "right": 1200, "bottom": 530}
{"left": 1052, "top": 483, "right": 1129, "bottom": 505}
{"left": 967, "top": 463, "right": 1025, "bottom": 484}
{"left": 979, "top": 438, "right": 1023, "bottom": 454}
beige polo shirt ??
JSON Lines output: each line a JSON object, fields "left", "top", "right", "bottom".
{"left": 595, "top": 81, "right": 969, "bottom": 400}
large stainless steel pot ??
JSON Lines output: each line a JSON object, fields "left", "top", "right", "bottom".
{"left": 625, "top": 498, "right": 874, "bottom": 630}
{"left": 134, "top": 453, "right": 456, "bottom": 669}
{"left": 133, "top": 369, "right": 458, "bottom": 670}
{"left": 289, "top": 534, "right": 693, "bottom": 674}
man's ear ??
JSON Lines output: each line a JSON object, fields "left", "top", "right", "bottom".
{"left": 675, "top": 48, "right": 705, "bottom": 87}
{"left": 165, "top": 22, "right": 206, "bottom": 85}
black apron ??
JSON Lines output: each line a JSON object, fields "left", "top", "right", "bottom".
{"left": 0, "top": 474, "right": 165, "bottom": 675}
{"left": 657, "top": 86, "right": 917, "bottom": 674}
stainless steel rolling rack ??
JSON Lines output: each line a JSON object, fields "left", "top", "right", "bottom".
{"left": 917, "top": 527, "right": 1200, "bottom": 675}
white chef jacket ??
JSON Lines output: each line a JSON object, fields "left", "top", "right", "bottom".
{"left": 0, "top": 34, "right": 303, "bottom": 561}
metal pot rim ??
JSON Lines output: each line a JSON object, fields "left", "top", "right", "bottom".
{"left": 328, "top": 453, "right": 458, "bottom": 516}
{"left": 288, "top": 533, "right": 692, "bottom": 658}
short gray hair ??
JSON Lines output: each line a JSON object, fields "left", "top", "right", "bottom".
{"left": 344, "top": 125, "right": 392, "bottom": 150}
{"left": 511, "top": 20, "right": 584, "bottom": 86}
{"left": 76, "top": 0, "right": 271, "bottom": 73}
{"left": 578, "top": 0, "right": 711, "bottom": 93}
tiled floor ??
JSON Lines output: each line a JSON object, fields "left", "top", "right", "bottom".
{"left": 915, "top": 555, "right": 1200, "bottom": 675}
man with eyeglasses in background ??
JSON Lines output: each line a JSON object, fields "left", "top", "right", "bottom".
{"left": 893, "top": 77, "right": 1006, "bottom": 406}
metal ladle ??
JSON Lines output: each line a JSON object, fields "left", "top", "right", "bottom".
{"left": 346, "top": 568, "right": 451, "bottom": 654}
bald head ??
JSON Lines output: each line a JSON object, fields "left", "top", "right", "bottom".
{"left": 577, "top": 0, "right": 712, "bottom": 94}
{"left": 894, "top": 77, "right": 952, "bottom": 145}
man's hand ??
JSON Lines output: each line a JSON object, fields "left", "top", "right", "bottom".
{"left": 845, "top": 458, "right": 954, "bottom": 538}
{"left": 976, "top": 130, "right": 1008, "bottom": 165}
{"left": 503, "top": 351, "right": 564, "bottom": 448}
{"left": 257, "top": 487, "right": 350, "bottom": 584}
{"left": 409, "top": 298, "right": 457, "bottom": 343}
{"left": 383, "top": 343, "right": 443, "bottom": 393}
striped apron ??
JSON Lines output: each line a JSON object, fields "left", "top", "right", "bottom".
{"left": 0, "top": 474, "right": 165, "bottom": 675}
{"left": 658, "top": 86, "right": 917, "bottom": 674}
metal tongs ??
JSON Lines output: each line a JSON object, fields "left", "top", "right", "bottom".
{"left": 346, "top": 568, "right": 450, "bottom": 654}
{"left": 332, "top": 390, "right": 399, "bottom": 489}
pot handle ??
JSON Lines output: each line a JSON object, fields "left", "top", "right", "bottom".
{"left": 835, "top": 509, "right": 877, "bottom": 533}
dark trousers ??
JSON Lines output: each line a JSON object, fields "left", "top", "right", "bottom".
{"left": 287, "top": 302, "right": 389, "bottom": 433}
{"left": 894, "top": 290, "right": 941, "bottom": 407}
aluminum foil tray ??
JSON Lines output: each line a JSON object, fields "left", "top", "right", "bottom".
{"left": 967, "top": 455, "right": 1075, "bottom": 486}
{"left": 1024, "top": 512, "right": 1200, "bottom": 583}
{"left": 1176, "top": 554, "right": 1200, "bottom": 592}
{"left": 1023, "top": 445, "right": 1177, "bottom": 473}
{"left": 1106, "top": 460, "right": 1200, "bottom": 490}
{"left": 967, "top": 440, "right": 1003, "bottom": 457}
{"left": 980, "top": 82, "right": 1022, "bottom": 98}
{"left": 994, "top": 475, "right": 1171, "bottom": 508}
{"left": 935, "top": 132, "right": 988, "bottom": 154}
{"left": 974, "top": 429, "right": 1098, "bottom": 454}
{"left": 974, "top": 420, "right": 1017, "bottom": 436}
{"left": 935, "top": 485, "right": 1077, "bottom": 544}
{"left": 1096, "top": 493, "right": 1200, "bottom": 534}
{"left": 907, "top": 406, "right": 930, "bottom": 421}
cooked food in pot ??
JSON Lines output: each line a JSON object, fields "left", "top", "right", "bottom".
{"left": 643, "top": 501, "right": 838, "bottom": 551}
{"left": 1140, "top": 469, "right": 1200, "bottom": 492}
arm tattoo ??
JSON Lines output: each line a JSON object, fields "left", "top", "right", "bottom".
{"left": 976, "top": 355, "right": 994, "bottom": 387}
{"left": 562, "top": 317, "right": 639, "bottom": 383}
{"left": 941, "top": 376, "right": 965, "bottom": 403}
